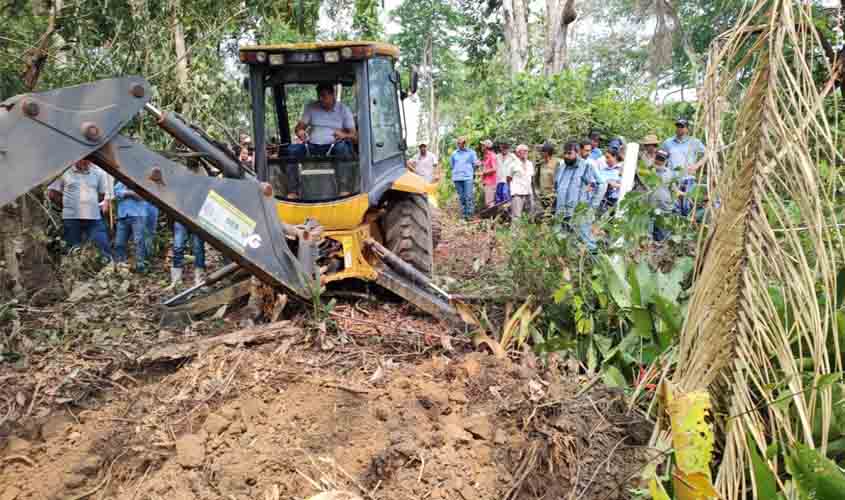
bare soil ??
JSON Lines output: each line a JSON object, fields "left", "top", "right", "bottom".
{"left": 0, "top": 214, "right": 652, "bottom": 500}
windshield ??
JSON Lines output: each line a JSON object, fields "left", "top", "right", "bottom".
{"left": 368, "top": 57, "right": 402, "bottom": 163}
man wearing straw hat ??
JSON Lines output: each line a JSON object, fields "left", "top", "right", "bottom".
{"left": 639, "top": 133, "right": 660, "bottom": 168}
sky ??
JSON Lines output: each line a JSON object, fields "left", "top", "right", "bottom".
{"left": 317, "top": 0, "right": 422, "bottom": 145}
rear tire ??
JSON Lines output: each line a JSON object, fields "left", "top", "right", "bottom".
{"left": 383, "top": 193, "right": 434, "bottom": 276}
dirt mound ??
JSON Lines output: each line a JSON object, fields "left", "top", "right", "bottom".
{"left": 1, "top": 343, "right": 648, "bottom": 500}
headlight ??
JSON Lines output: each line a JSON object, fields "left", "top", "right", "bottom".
{"left": 323, "top": 51, "right": 340, "bottom": 63}
{"left": 269, "top": 53, "right": 284, "bottom": 65}
{"left": 340, "top": 47, "right": 353, "bottom": 59}
{"left": 255, "top": 51, "right": 267, "bottom": 63}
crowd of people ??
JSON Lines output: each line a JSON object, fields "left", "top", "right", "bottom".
{"left": 47, "top": 159, "right": 211, "bottom": 288}
{"left": 445, "top": 118, "right": 706, "bottom": 250}
{"left": 46, "top": 134, "right": 259, "bottom": 289}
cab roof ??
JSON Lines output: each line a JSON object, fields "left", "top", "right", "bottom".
{"left": 239, "top": 41, "right": 399, "bottom": 58}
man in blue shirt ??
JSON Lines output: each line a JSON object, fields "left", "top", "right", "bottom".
{"left": 662, "top": 118, "right": 704, "bottom": 174}
{"left": 662, "top": 118, "right": 705, "bottom": 216}
{"left": 114, "top": 181, "right": 148, "bottom": 272}
{"left": 450, "top": 137, "right": 480, "bottom": 219}
{"left": 555, "top": 142, "right": 606, "bottom": 251}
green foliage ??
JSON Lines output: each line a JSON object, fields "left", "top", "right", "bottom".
{"left": 390, "top": 0, "right": 467, "bottom": 97}
{"left": 786, "top": 444, "right": 845, "bottom": 500}
{"left": 352, "top": 0, "right": 383, "bottom": 38}
{"left": 498, "top": 208, "right": 697, "bottom": 385}
{"left": 450, "top": 69, "right": 674, "bottom": 150}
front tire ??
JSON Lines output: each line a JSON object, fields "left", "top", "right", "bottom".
{"left": 382, "top": 193, "right": 434, "bottom": 276}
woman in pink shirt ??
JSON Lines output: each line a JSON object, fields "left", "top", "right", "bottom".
{"left": 481, "top": 140, "right": 498, "bottom": 208}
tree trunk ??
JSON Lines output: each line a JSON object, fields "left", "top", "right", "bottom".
{"left": 171, "top": 0, "right": 190, "bottom": 115}
{"left": 502, "top": 0, "right": 529, "bottom": 74}
{"left": 425, "top": 34, "right": 439, "bottom": 159}
{"left": 544, "top": 0, "right": 577, "bottom": 75}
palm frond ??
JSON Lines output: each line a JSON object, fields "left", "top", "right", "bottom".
{"left": 654, "top": 1, "right": 845, "bottom": 497}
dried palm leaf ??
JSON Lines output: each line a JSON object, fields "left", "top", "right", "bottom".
{"left": 652, "top": 1, "right": 845, "bottom": 498}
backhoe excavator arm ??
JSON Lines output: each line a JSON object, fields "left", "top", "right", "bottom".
{"left": 0, "top": 77, "right": 314, "bottom": 299}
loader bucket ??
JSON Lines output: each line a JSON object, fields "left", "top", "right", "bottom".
{"left": 0, "top": 77, "right": 151, "bottom": 208}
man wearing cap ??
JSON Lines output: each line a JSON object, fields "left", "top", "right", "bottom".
{"left": 648, "top": 149, "right": 677, "bottom": 241}
{"left": 412, "top": 143, "right": 438, "bottom": 184}
{"left": 662, "top": 119, "right": 704, "bottom": 216}
{"left": 554, "top": 142, "right": 606, "bottom": 251}
{"left": 495, "top": 141, "right": 517, "bottom": 205}
{"left": 480, "top": 140, "right": 498, "bottom": 208}
{"left": 661, "top": 119, "right": 704, "bottom": 173}
{"left": 450, "top": 137, "right": 480, "bottom": 219}
{"left": 510, "top": 145, "right": 535, "bottom": 219}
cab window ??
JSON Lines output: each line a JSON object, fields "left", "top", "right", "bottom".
{"left": 368, "top": 58, "right": 402, "bottom": 163}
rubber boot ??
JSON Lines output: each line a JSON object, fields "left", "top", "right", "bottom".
{"left": 166, "top": 267, "right": 183, "bottom": 291}
{"left": 194, "top": 268, "right": 206, "bottom": 288}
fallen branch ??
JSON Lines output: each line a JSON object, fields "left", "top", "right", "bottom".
{"left": 136, "top": 322, "right": 301, "bottom": 364}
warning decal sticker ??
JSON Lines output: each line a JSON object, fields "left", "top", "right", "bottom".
{"left": 198, "top": 190, "right": 258, "bottom": 252}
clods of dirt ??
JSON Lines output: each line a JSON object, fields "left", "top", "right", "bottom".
{"left": 0, "top": 346, "right": 649, "bottom": 500}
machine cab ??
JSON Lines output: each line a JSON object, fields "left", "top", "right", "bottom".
{"left": 239, "top": 42, "right": 408, "bottom": 204}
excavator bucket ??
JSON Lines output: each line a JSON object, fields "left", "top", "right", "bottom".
{"left": 0, "top": 77, "right": 314, "bottom": 299}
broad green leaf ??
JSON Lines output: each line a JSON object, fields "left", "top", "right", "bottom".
{"left": 656, "top": 256, "right": 694, "bottom": 303}
{"left": 604, "top": 330, "right": 641, "bottom": 364}
{"left": 553, "top": 283, "right": 573, "bottom": 304}
{"left": 816, "top": 372, "right": 842, "bottom": 390}
{"left": 602, "top": 365, "right": 627, "bottom": 388}
{"left": 593, "top": 335, "right": 614, "bottom": 357}
{"left": 748, "top": 436, "right": 778, "bottom": 499}
{"left": 629, "top": 307, "right": 654, "bottom": 338}
{"left": 765, "top": 442, "right": 779, "bottom": 460}
{"left": 653, "top": 295, "right": 682, "bottom": 347}
{"left": 587, "top": 341, "right": 598, "bottom": 373}
{"left": 631, "top": 260, "right": 657, "bottom": 306}
{"left": 786, "top": 443, "right": 845, "bottom": 500}
{"left": 600, "top": 254, "right": 632, "bottom": 308}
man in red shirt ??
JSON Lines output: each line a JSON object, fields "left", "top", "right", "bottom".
{"left": 480, "top": 140, "right": 498, "bottom": 208}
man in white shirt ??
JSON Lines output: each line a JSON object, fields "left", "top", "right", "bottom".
{"left": 411, "top": 143, "right": 437, "bottom": 183}
{"left": 292, "top": 83, "right": 357, "bottom": 160}
{"left": 47, "top": 160, "right": 112, "bottom": 259}
{"left": 509, "top": 144, "right": 535, "bottom": 219}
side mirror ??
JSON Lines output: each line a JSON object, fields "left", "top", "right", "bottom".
{"left": 409, "top": 67, "right": 419, "bottom": 95}
{"left": 242, "top": 77, "right": 250, "bottom": 92}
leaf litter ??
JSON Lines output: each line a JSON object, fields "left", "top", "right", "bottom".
{"left": 0, "top": 216, "right": 652, "bottom": 500}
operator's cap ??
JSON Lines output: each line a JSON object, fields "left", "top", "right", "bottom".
{"left": 655, "top": 149, "right": 669, "bottom": 161}
{"left": 608, "top": 138, "right": 624, "bottom": 151}
{"left": 675, "top": 118, "right": 689, "bottom": 127}
{"left": 418, "top": 141, "right": 427, "bottom": 146}
{"left": 481, "top": 139, "right": 493, "bottom": 148}
{"left": 540, "top": 142, "right": 554, "bottom": 153}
